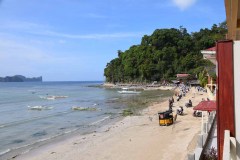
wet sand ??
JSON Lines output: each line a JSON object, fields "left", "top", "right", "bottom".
{"left": 15, "top": 88, "right": 208, "bottom": 160}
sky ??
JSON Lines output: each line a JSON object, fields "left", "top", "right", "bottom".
{"left": 0, "top": 0, "right": 226, "bottom": 81}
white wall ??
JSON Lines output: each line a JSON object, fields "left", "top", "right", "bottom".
{"left": 233, "top": 41, "right": 240, "bottom": 159}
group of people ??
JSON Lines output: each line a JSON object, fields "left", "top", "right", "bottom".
{"left": 176, "top": 84, "right": 190, "bottom": 101}
{"left": 168, "top": 96, "right": 184, "bottom": 115}
{"left": 193, "top": 110, "right": 202, "bottom": 117}
{"left": 168, "top": 97, "right": 174, "bottom": 111}
{"left": 195, "top": 86, "right": 207, "bottom": 92}
{"left": 168, "top": 84, "right": 192, "bottom": 115}
{"left": 177, "top": 106, "right": 184, "bottom": 115}
{"left": 185, "top": 99, "right": 192, "bottom": 107}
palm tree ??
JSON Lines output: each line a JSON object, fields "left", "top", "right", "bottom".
{"left": 198, "top": 70, "right": 208, "bottom": 87}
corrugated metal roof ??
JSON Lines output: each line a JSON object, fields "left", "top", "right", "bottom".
{"left": 176, "top": 74, "right": 189, "bottom": 78}
{"left": 193, "top": 101, "right": 216, "bottom": 111}
{"left": 204, "top": 46, "right": 216, "bottom": 51}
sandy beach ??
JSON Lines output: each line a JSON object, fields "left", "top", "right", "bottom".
{"left": 15, "top": 88, "right": 208, "bottom": 160}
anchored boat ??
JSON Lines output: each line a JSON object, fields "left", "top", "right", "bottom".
{"left": 118, "top": 88, "right": 141, "bottom": 94}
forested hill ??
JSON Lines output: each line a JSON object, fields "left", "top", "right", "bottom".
{"left": 104, "top": 22, "right": 227, "bottom": 83}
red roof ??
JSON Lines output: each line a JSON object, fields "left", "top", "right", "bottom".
{"left": 193, "top": 101, "right": 216, "bottom": 112}
{"left": 204, "top": 46, "right": 216, "bottom": 51}
{"left": 176, "top": 74, "right": 189, "bottom": 78}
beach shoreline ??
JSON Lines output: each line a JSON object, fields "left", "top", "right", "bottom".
{"left": 102, "top": 82, "right": 176, "bottom": 91}
{"left": 14, "top": 87, "right": 208, "bottom": 160}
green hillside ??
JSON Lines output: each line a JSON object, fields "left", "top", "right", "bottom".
{"left": 104, "top": 22, "right": 227, "bottom": 83}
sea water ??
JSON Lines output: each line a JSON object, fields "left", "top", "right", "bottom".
{"left": 0, "top": 82, "right": 172, "bottom": 159}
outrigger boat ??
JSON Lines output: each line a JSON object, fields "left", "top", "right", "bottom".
{"left": 118, "top": 88, "right": 141, "bottom": 94}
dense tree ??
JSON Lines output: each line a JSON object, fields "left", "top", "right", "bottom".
{"left": 104, "top": 22, "right": 227, "bottom": 83}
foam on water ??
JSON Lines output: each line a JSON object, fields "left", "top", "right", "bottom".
{"left": 90, "top": 116, "right": 110, "bottom": 125}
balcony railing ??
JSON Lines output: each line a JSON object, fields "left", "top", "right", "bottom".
{"left": 223, "top": 130, "right": 236, "bottom": 160}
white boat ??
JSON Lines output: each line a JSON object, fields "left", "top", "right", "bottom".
{"left": 118, "top": 88, "right": 141, "bottom": 94}
{"left": 28, "top": 105, "right": 53, "bottom": 110}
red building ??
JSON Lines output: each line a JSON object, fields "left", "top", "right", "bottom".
{"left": 201, "top": 46, "right": 216, "bottom": 65}
{"left": 216, "top": 0, "right": 240, "bottom": 159}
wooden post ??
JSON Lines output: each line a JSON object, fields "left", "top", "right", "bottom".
{"left": 216, "top": 40, "right": 235, "bottom": 160}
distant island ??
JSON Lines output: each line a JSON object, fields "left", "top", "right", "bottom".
{"left": 0, "top": 75, "right": 42, "bottom": 82}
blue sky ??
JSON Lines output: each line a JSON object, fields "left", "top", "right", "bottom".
{"left": 0, "top": 0, "right": 226, "bottom": 81}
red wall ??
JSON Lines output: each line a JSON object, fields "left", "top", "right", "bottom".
{"left": 216, "top": 40, "right": 235, "bottom": 160}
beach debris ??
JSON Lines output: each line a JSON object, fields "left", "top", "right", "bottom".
{"left": 71, "top": 106, "right": 98, "bottom": 111}
{"left": 12, "top": 155, "right": 18, "bottom": 159}
{"left": 105, "top": 128, "right": 110, "bottom": 132}
{"left": 174, "top": 114, "right": 177, "bottom": 121}
{"left": 28, "top": 105, "right": 53, "bottom": 111}
{"left": 148, "top": 116, "right": 153, "bottom": 121}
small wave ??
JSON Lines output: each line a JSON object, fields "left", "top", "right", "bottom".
{"left": 11, "top": 139, "right": 25, "bottom": 144}
{"left": 64, "top": 128, "right": 78, "bottom": 134}
{"left": 2, "top": 131, "right": 73, "bottom": 157}
{"left": 90, "top": 116, "right": 110, "bottom": 125}
{"left": 32, "top": 131, "right": 47, "bottom": 137}
{"left": 0, "top": 126, "right": 92, "bottom": 158}
{"left": 0, "top": 149, "right": 11, "bottom": 156}
{"left": 0, "top": 110, "right": 73, "bottom": 129}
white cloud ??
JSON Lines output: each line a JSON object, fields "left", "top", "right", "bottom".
{"left": 0, "top": 20, "right": 49, "bottom": 31}
{"left": 172, "top": 0, "right": 197, "bottom": 10}
{"left": 0, "top": 20, "right": 142, "bottom": 40}
{"left": 29, "top": 30, "right": 143, "bottom": 40}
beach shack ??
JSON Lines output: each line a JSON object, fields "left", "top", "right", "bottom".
{"left": 176, "top": 74, "right": 190, "bottom": 84}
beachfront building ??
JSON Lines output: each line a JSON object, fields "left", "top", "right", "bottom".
{"left": 205, "top": 66, "right": 216, "bottom": 96}
{"left": 201, "top": 46, "right": 217, "bottom": 94}
{"left": 176, "top": 74, "right": 190, "bottom": 79}
{"left": 216, "top": 0, "right": 240, "bottom": 159}
{"left": 201, "top": 46, "right": 216, "bottom": 65}
{"left": 176, "top": 74, "right": 190, "bottom": 83}
{"left": 200, "top": 46, "right": 217, "bottom": 94}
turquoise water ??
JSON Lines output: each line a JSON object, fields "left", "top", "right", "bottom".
{"left": 0, "top": 82, "right": 172, "bottom": 159}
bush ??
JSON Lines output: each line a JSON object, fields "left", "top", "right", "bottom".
{"left": 202, "top": 147, "right": 218, "bottom": 160}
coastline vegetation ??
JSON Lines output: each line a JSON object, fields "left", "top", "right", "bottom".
{"left": 104, "top": 22, "right": 227, "bottom": 83}
{"left": 122, "top": 109, "right": 134, "bottom": 116}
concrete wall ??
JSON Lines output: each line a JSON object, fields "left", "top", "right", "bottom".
{"left": 234, "top": 41, "right": 240, "bottom": 160}
{"left": 234, "top": 41, "right": 240, "bottom": 159}
{"left": 206, "top": 86, "right": 216, "bottom": 101}
{"left": 187, "top": 112, "right": 216, "bottom": 160}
